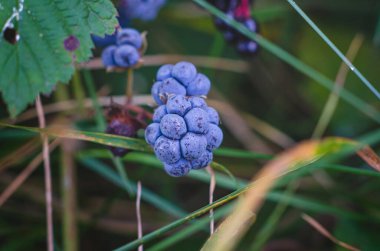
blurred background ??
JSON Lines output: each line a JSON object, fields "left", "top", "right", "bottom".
{"left": 1, "top": 0, "right": 380, "bottom": 250}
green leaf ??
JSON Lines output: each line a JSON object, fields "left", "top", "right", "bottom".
{"left": 0, "top": 0, "right": 117, "bottom": 117}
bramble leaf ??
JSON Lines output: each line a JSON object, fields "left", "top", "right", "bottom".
{"left": 0, "top": 0, "right": 117, "bottom": 117}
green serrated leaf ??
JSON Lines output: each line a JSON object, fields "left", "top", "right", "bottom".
{"left": 0, "top": 0, "right": 117, "bottom": 117}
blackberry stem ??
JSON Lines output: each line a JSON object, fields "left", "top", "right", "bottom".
{"left": 126, "top": 68, "right": 134, "bottom": 105}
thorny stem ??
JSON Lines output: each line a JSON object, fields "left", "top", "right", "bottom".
{"left": 126, "top": 68, "right": 134, "bottom": 105}
{"left": 206, "top": 165, "right": 216, "bottom": 235}
{"left": 36, "top": 96, "right": 54, "bottom": 251}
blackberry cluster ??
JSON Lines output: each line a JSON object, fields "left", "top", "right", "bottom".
{"left": 151, "top": 62, "right": 211, "bottom": 105}
{"left": 101, "top": 28, "right": 143, "bottom": 68}
{"left": 145, "top": 62, "right": 223, "bottom": 177}
{"left": 119, "top": 0, "right": 166, "bottom": 21}
{"left": 210, "top": 0, "right": 259, "bottom": 55}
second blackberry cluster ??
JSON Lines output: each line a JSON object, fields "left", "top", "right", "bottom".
{"left": 211, "top": 0, "right": 259, "bottom": 55}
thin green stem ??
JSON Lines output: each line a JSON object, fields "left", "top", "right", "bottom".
{"left": 286, "top": 0, "right": 380, "bottom": 100}
{"left": 192, "top": 0, "right": 380, "bottom": 123}
{"left": 72, "top": 71, "right": 86, "bottom": 115}
{"left": 82, "top": 70, "right": 107, "bottom": 131}
{"left": 126, "top": 68, "right": 134, "bottom": 105}
{"left": 78, "top": 157, "right": 187, "bottom": 218}
{"left": 82, "top": 70, "right": 134, "bottom": 196}
{"left": 112, "top": 156, "right": 134, "bottom": 196}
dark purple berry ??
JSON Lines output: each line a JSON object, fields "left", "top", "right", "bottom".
{"left": 64, "top": 35, "right": 80, "bottom": 52}
{"left": 210, "top": 0, "right": 260, "bottom": 56}
{"left": 105, "top": 104, "right": 145, "bottom": 157}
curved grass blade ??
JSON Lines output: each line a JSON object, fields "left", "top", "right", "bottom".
{"left": 78, "top": 157, "right": 187, "bottom": 218}
{"left": 325, "top": 164, "right": 380, "bottom": 179}
{"left": 79, "top": 150, "right": 248, "bottom": 190}
{"left": 200, "top": 136, "right": 379, "bottom": 251}
{"left": 266, "top": 192, "right": 367, "bottom": 221}
{"left": 114, "top": 137, "right": 376, "bottom": 251}
{"left": 148, "top": 205, "right": 233, "bottom": 251}
{"left": 214, "top": 148, "right": 272, "bottom": 160}
{"left": 210, "top": 162, "right": 238, "bottom": 189}
{"left": 302, "top": 214, "right": 360, "bottom": 251}
{"left": 250, "top": 184, "right": 295, "bottom": 251}
{"left": 312, "top": 34, "right": 364, "bottom": 139}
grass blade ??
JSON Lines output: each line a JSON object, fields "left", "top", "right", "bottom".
{"left": 199, "top": 136, "right": 378, "bottom": 251}
{"left": 112, "top": 156, "right": 134, "bottom": 196}
{"left": 0, "top": 122, "right": 152, "bottom": 153}
{"left": 192, "top": 0, "right": 380, "bottom": 123}
{"left": 312, "top": 34, "right": 364, "bottom": 138}
{"left": 214, "top": 148, "right": 272, "bottom": 160}
{"left": 114, "top": 137, "right": 375, "bottom": 251}
{"left": 147, "top": 205, "right": 233, "bottom": 251}
{"left": 286, "top": 0, "right": 380, "bottom": 100}
{"left": 302, "top": 214, "right": 360, "bottom": 251}
{"left": 82, "top": 70, "right": 107, "bottom": 131}
{"left": 250, "top": 185, "right": 295, "bottom": 251}
{"left": 78, "top": 157, "right": 187, "bottom": 218}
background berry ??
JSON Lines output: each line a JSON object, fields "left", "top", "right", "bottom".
{"left": 116, "top": 28, "right": 143, "bottom": 48}
{"left": 105, "top": 105, "right": 144, "bottom": 157}
{"left": 119, "top": 0, "right": 166, "bottom": 21}
{"left": 113, "top": 44, "right": 140, "bottom": 67}
{"left": 101, "top": 45, "right": 117, "bottom": 66}
{"left": 210, "top": 0, "right": 260, "bottom": 55}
